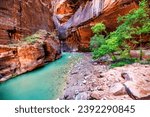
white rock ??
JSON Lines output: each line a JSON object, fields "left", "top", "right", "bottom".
{"left": 75, "top": 90, "right": 79, "bottom": 95}
{"left": 82, "top": 80, "right": 87, "bottom": 84}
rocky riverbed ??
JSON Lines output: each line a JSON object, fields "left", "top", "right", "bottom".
{"left": 61, "top": 53, "right": 150, "bottom": 100}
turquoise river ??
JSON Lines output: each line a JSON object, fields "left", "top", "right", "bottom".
{"left": 0, "top": 53, "right": 81, "bottom": 100}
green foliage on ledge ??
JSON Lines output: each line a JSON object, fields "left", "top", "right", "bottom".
{"left": 90, "top": 0, "right": 150, "bottom": 61}
{"left": 23, "top": 34, "right": 40, "bottom": 44}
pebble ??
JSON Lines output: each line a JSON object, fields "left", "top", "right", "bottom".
{"left": 97, "top": 74, "right": 104, "bottom": 78}
{"left": 74, "top": 83, "right": 78, "bottom": 86}
{"left": 75, "top": 90, "right": 79, "bottom": 95}
{"left": 97, "top": 86, "right": 102, "bottom": 90}
{"left": 84, "top": 75, "right": 90, "bottom": 80}
{"left": 75, "top": 92, "right": 88, "bottom": 100}
{"left": 89, "top": 87, "right": 94, "bottom": 91}
{"left": 71, "top": 71, "right": 78, "bottom": 75}
{"left": 80, "top": 83, "right": 83, "bottom": 86}
{"left": 101, "top": 97, "right": 107, "bottom": 100}
{"left": 82, "top": 80, "right": 87, "bottom": 84}
{"left": 98, "top": 70, "right": 103, "bottom": 73}
{"left": 90, "top": 91, "right": 100, "bottom": 100}
{"left": 93, "top": 62, "right": 98, "bottom": 65}
{"left": 84, "top": 73, "right": 88, "bottom": 76}
{"left": 92, "top": 79, "right": 96, "bottom": 83}
{"left": 78, "top": 67, "right": 81, "bottom": 70}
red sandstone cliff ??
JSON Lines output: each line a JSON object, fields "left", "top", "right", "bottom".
{"left": 52, "top": 0, "right": 139, "bottom": 51}
{"left": 0, "top": 0, "right": 54, "bottom": 44}
{"left": 0, "top": 0, "right": 144, "bottom": 50}
{"left": 0, "top": 30, "right": 61, "bottom": 82}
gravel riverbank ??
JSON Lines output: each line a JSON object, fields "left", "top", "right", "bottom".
{"left": 61, "top": 53, "right": 150, "bottom": 100}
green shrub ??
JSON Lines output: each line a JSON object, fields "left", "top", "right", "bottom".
{"left": 90, "top": 0, "right": 150, "bottom": 61}
{"left": 110, "top": 58, "right": 137, "bottom": 68}
{"left": 91, "top": 23, "right": 106, "bottom": 34}
{"left": 23, "top": 34, "right": 40, "bottom": 43}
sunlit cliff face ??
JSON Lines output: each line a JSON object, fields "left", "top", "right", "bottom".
{"left": 52, "top": 0, "right": 106, "bottom": 39}
{"left": 54, "top": 0, "right": 86, "bottom": 23}
{"left": 51, "top": 0, "right": 140, "bottom": 51}
{"left": 52, "top": 0, "right": 123, "bottom": 39}
{"left": 53, "top": 0, "right": 84, "bottom": 39}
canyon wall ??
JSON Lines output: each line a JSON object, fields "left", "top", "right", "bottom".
{"left": 53, "top": 0, "right": 139, "bottom": 51}
{"left": 0, "top": 30, "right": 61, "bottom": 82}
{"left": 0, "top": 0, "right": 145, "bottom": 50}
{"left": 0, "top": 0, "right": 54, "bottom": 44}
{"left": 77, "top": 0, "right": 139, "bottom": 51}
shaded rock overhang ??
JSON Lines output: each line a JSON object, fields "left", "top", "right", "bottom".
{"left": 51, "top": 0, "right": 140, "bottom": 40}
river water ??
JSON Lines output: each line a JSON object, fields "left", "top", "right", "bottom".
{"left": 0, "top": 53, "right": 81, "bottom": 100}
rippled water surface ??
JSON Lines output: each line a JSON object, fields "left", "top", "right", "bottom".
{"left": 0, "top": 53, "right": 81, "bottom": 100}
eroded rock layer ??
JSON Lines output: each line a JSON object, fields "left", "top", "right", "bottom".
{"left": 0, "top": 30, "right": 61, "bottom": 82}
{"left": 0, "top": 0, "right": 54, "bottom": 44}
{"left": 53, "top": 0, "right": 139, "bottom": 51}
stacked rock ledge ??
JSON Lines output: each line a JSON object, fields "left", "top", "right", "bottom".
{"left": 0, "top": 30, "right": 61, "bottom": 82}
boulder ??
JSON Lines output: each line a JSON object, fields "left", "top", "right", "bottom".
{"left": 124, "top": 81, "right": 150, "bottom": 99}
{"left": 17, "top": 42, "right": 45, "bottom": 74}
{"left": 109, "top": 83, "right": 126, "bottom": 96}
{"left": 102, "top": 63, "right": 150, "bottom": 99}
{"left": 43, "top": 37, "right": 61, "bottom": 62}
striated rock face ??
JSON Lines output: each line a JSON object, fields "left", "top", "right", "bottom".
{"left": 53, "top": 0, "right": 139, "bottom": 51}
{"left": 0, "top": 0, "right": 54, "bottom": 44}
{"left": 0, "top": 30, "right": 61, "bottom": 82}
{"left": 17, "top": 43, "right": 45, "bottom": 74}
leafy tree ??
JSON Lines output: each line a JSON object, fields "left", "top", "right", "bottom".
{"left": 90, "top": 0, "right": 150, "bottom": 60}
{"left": 91, "top": 23, "right": 106, "bottom": 34}
{"left": 90, "top": 23, "right": 107, "bottom": 59}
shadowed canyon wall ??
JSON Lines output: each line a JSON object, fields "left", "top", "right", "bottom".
{"left": 0, "top": 0, "right": 54, "bottom": 44}
{"left": 0, "top": 0, "right": 62, "bottom": 81}
{"left": 53, "top": 0, "right": 140, "bottom": 51}
{"left": 0, "top": 0, "right": 144, "bottom": 50}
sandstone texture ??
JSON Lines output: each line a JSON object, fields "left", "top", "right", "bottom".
{"left": 77, "top": 0, "right": 139, "bottom": 51}
{"left": 0, "top": 30, "right": 61, "bottom": 82}
{"left": 61, "top": 53, "right": 150, "bottom": 100}
{"left": 54, "top": 0, "right": 139, "bottom": 51}
{"left": 130, "top": 50, "right": 150, "bottom": 60}
{"left": 0, "top": 0, "right": 54, "bottom": 44}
